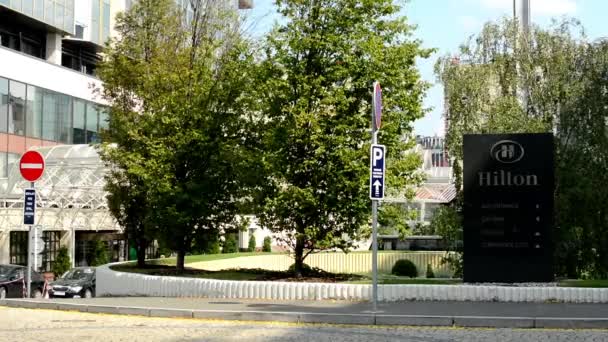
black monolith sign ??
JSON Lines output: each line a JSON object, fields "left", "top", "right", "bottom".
{"left": 463, "top": 133, "right": 554, "bottom": 283}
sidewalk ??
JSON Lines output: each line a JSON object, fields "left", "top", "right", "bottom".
{"left": 2, "top": 297, "right": 608, "bottom": 329}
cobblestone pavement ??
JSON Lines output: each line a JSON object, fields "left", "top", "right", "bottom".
{"left": 1, "top": 306, "right": 608, "bottom": 342}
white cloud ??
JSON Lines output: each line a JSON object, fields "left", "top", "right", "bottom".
{"left": 480, "top": 0, "right": 577, "bottom": 16}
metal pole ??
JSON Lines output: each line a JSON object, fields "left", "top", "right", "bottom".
{"left": 26, "top": 181, "right": 34, "bottom": 298}
{"left": 371, "top": 86, "right": 378, "bottom": 313}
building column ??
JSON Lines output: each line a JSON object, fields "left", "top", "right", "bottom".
{"left": 45, "top": 32, "right": 62, "bottom": 65}
{"left": 0, "top": 231, "right": 9, "bottom": 264}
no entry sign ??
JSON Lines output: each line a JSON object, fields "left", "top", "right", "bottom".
{"left": 19, "top": 151, "right": 45, "bottom": 182}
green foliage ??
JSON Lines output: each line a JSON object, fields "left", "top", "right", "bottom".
{"left": 222, "top": 234, "right": 238, "bottom": 254}
{"left": 248, "top": 235, "right": 256, "bottom": 252}
{"left": 436, "top": 17, "right": 608, "bottom": 278}
{"left": 288, "top": 263, "right": 312, "bottom": 276}
{"left": 391, "top": 259, "right": 418, "bottom": 278}
{"left": 441, "top": 253, "right": 463, "bottom": 279}
{"left": 256, "top": 0, "right": 431, "bottom": 277}
{"left": 263, "top": 236, "right": 272, "bottom": 252}
{"left": 426, "top": 264, "right": 435, "bottom": 279}
{"left": 96, "top": 0, "right": 260, "bottom": 272}
{"left": 378, "top": 203, "right": 419, "bottom": 238}
{"left": 90, "top": 240, "right": 109, "bottom": 267}
{"left": 52, "top": 247, "right": 72, "bottom": 278}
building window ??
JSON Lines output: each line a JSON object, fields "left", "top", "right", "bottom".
{"left": 0, "top": 77, "right": 8, "bottom": 132}
{"left": 10, "top": 231, "right": 28, "bottom": 266}
{"left": 40, "top": 231, "right": 61, "bottom": 272}
{"left": 8, "top": 80, "right": 26, "bottom": 136}
{"left": 73, "top": 99, "right": 86, "bottom": 144}
{"left": 102, "top": 0, "right": 110, "bottom": 43}
{"left": 26, "top": 85, "right": 43, "bottom": 138}
{"left": 86, "top": 102, "right": 99, "bottom": 143}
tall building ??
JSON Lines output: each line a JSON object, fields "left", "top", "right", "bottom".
{"left": 0, "top": 0, "right": 252, "bottom": 270}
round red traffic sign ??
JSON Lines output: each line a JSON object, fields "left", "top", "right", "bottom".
{"left": 19, "top": 150, "right": 45, "bottom": 182}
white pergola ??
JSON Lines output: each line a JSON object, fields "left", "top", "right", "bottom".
{"left": 0, "top": 145, "right": 119, "bottom": 232}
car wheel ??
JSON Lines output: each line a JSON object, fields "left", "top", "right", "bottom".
{"left": 84, "top": 289, "right": 93, "bottom": 298}
{"left": 0, "top": 286, "right": 6, "bottom": 299}
{"left": 32, "top": 289, "right": 43, "bottom": 298}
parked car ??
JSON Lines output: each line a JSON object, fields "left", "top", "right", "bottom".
{"left": 49, "top": 267, "right": 95, "bottom": 298}
{"left": 0, "top": 264, "right": 45, "bottom": 299}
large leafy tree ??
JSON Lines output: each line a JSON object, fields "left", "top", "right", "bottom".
{"left": 436, "top": 18, "right": 608, "bottom": 278}
{"left": 97, "top": 0, "right": 260, "bottom": 272}
{"left": 257, "top": 0, "right": 431, "bottom": 276}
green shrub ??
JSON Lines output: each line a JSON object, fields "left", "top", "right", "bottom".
{"left": 205, "top": 239, "right": 220, "bottom": 254}
{"left": 288, "top": 263, "right": 312, "bottom": 276}
{"left": 248, "top": 235, "right": 256, "bottom": 252}
{"left": 90, "top": 240, "right": 109, "bottom": 266}
{"left": 52, "top": 247, "right": 71, "bottom": 278}
{"left": 426, "top": 264, "right": 435, "bottom": 278}
{"left": 441, "top": 252, "right": 463, "bottom": 278}
{"left": 391, "top": 259, "right": 418, "bottom": 277}
{"left": 222, "top": 233, "right": 238, "bottom": 254}
{"left": 263, "top": 236, "right": 272, "bottom": 252}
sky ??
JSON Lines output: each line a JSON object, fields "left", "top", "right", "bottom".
{"left": 245, "top": 0, "right": 608, "bottom": 137}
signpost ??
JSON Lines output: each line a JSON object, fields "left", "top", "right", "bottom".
{"left": 370, "top": 81, "right": 384, "bottom": 312}
{"left": 463, "top": 133, "right": 554, "bottom": 282}
{"left": 19, "top": 150, "right": 45, "bottom": 298}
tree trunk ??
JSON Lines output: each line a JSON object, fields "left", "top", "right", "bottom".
{"left": 176, "top": 247, "right": 186, "bottom": 274}
{"left": 136, "top": 238, "right": 147, "bottom": 268}
{"left": 294, "top": 234, "right": 305, "bottom": 278}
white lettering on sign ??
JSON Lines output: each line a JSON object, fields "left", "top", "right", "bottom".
{"left": 372, "top": 148, "right": 384, "bottom": 167}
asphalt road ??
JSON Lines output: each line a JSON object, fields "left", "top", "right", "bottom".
{"left": 39, "top": 297, "right": 608, "bottom": 318}
{"left": 1, "top": 306, "right": 608, "bottom": 342}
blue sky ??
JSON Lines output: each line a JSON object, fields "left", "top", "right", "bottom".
{"left": 246, "top": 0, "right": 608, "bottom": 136}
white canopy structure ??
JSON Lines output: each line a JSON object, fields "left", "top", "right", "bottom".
{"left": 0, "top": 144, "right": 119, "bottom": 233}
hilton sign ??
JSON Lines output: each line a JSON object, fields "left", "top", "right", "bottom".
{"left": 463, "top": 134, "right": 554, "bottom": 283}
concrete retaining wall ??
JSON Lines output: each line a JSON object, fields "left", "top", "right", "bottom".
{"left": 97, "top": 264, "right": 608, "bottom": 303}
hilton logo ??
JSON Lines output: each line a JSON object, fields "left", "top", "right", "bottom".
{"left": 491, "top": 140, "right": 524, "bottom": 164}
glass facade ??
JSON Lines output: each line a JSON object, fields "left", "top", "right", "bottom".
{"left": 40, "top": 230, "right": 61, "bottom": 272}
{"left": 0, "top": 76, "right": 107, "bottom": 177}
{"left": 0, "top": 0, "right": 75, "bottom": 34}
{"left": 9, "top": 231, "right": 28, "bottom": 266}
{"left": 90, "top": 0, "right": 110, "bottom": 46}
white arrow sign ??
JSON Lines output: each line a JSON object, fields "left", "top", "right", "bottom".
{"left": 373, "top": 180, "right": 382, "bottom": 194}
{"left": 369, "top": 144, "right": 386, "bottom": 200}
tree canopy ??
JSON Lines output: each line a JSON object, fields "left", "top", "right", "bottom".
{"left": 256, "top": 0, "right": 431, "bottom": 275}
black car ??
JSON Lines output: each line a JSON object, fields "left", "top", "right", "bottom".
{"left": 49, "top": 267, "right": 96, "bottom": 298}
{"left": 0, "top": 264, "right": 45, "bottom": 299}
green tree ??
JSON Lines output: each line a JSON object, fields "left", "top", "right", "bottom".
{"left": 263, "top": 236, "right": 272, "bottom": 253}
{"left": 97, "top": 0, "right": 260, "bottom": 272}
{"left": 436, "top": 18, "right": 608, "bottom": 278}
{"left": 222, "top": 233, "right": 238, "bottom": 254}
{"left": 52, "top": 247, "right": 72, "bottom": 278}
{"left": 256, "top": 0, "right": 431, "bottom": 277}
{"left": 248, "top": 234, "right": 256, "bottom": 252}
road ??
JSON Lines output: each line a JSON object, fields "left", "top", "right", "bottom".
{"left": 1, "top": 306, "right": 607, "bottom": 342}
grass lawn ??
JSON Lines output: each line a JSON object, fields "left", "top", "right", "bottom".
{"left": 149, "top": 252, "right": 275, "bottom": 265}
{"left": 110, "top": 263, "right": 365, "bottom": 283}
{"left": 559, "top": 279, "right": 608, "bottom": 288}
{"left": 344, "top": 274, "right": 461, "bottom": 285}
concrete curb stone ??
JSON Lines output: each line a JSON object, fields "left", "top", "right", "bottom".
{"left": 376, "top": 315, "right": 453, "bottom": 326}
{"left": 535, "top": 318, "right": 608, "bottom": 329}
{"left": 453, "top": 316, "right": 535, "bottom": 328}
{"left": 149, "top": 308, "right": 193, "bottom": 318}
